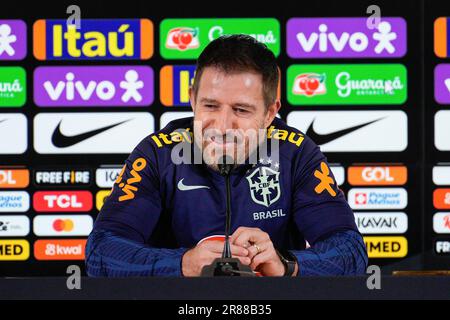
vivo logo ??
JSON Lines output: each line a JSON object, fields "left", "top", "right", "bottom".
{"left": 34, "top": 66, "right": 153, "bottom": 106}
{"left": 287, "top": 17, "right": 407, "bottom": 58}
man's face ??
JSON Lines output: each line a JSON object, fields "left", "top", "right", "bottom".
{"left": 190, "top": 67, "right": 280, "bottom": 170}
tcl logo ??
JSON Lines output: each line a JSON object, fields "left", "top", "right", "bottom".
{"left": 348, "top": 166, "right": 407, "bottom": 186}
{"left": 33, "top": 191, "right": 92, "bottom": 212}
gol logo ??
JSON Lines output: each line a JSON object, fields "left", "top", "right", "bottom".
{"left": 348, "top": 166, "right": 407, "bottom": 186}
{"left": 0, "top": 169, "right": 29, "bottom": 188}
{"left": 115, "top": 157, "right": 147, "bottom": 202}
{"left": 364, "top": 236, "right": 408, "bottom": 258}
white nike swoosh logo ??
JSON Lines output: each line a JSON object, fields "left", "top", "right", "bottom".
{"left": 177, "top": 178, "right": 210, "bottom": 191}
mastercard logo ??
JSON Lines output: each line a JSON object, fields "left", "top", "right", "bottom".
{"left": 52, "top": 219, "right": 74, "bottom": 232}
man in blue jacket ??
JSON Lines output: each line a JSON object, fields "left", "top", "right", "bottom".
{"left": 86, "top": 34, "right": 368, "bottom": 277}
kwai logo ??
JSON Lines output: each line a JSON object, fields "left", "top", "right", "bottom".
{"left": 34, "top": 66, "right": 153, "bottom": 107}
{"left": 0, "top": 20, "right": 27, "bottom": 60}
{"left": 287, "top": 17, "right": 407, "bottom": 58}
{"left": 288, "top": 64, "right": 407, "bottom": 105}
{"left": 160, "top": 18, "right": 280, "bottom": 59}
{"left": 33, "top": 19, "right": 153, "bottom": 60}
{"left": 0, "top": 67, "right": 26, "bottom": 107}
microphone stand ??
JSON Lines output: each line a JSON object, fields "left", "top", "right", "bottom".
{"left": 201, "top": 156, "right": 255, "bottom": 277}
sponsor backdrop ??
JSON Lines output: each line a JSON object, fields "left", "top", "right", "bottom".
{"left": 0, "top": 0, "right": 447, "bottom": 276}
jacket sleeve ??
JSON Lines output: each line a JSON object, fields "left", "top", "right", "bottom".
{"left": 290, "top": 136, "right": 368, "bottom": 275}
{"left": 85, "top": 137, "right": 189, "bottom": 277}
{"left": 291, "top": 229, "right": 368, "bottom": 276}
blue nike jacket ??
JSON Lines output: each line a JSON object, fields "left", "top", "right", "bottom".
{"left": 86, "top": 117, "right": 368, "bottom": 276}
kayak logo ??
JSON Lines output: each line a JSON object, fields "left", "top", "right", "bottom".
{"left": 96, "top": 167, "right": 122, "bottom": 188}
{"left": 0, "top": 20, "right": 27, "bottom": 60}
{"left": 34, "top": 239, "right": 86, "bottom": 260}
{"left": 433, "top": 212, "right": 450, "bottom": 234}
{"left": 160, "top": 65, "right": 196, "bottom": 106}
{"left": 0, "top": 168, "right": 29, "bottom": 188}
{"left": 0, "top": 216, "right": 30, "bottom": 237}
{"left": 292, "top": 73, "right": 326, "bottom": 97}
{"left": 33, "top": 191, "right": 92, "bottom": 212}
{"left": 34, "top": 112, "right": 154, "bottom": 154}
{"left": 348, "top": 188, "right": 407, "bottom": 210}
{"left": 355, "top": 212, "right": 408, "bottom": 234}
{"left": 433, "top": 188, "right": 450, "bottom": 209}
{"left": 0, "top": 114, "right": 27, "bottom": 154}
{"left": 348, "top": 166, "right": 407, "bottom": 186}
{"left": 33, "top": 215, "right": 93, "bottom": 236}
{"left": 364, "top": 236, "right": 407, "bottom": 258}
{"left": 0, "top": 191, "right": 29, "bottom": 212}
{"left": 166, "top": 27, "right": 200, "bottom": 51}
{"left": 34, "top": 66, "right": 154, "bottom": 107}
{"left": 33, "top": 19, "right": 153, "bottom": 60}
{"left": 0, "top": 240, "right": 29, "bottom": 261}
{"left": 0, "top": 67, "right": 26, "bottom": 107}
{"left": 34, "top": 169, "right": 91, "bottom": 187}
{"left": 286, "top": 111, "right": 408, "bottom": 152}
{"left": 287, "top": 17, "right": 407, "bottom": 58}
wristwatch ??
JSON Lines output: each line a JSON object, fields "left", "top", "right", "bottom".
{"left": 276, "top": 249, "right": 297, "bottom": 277}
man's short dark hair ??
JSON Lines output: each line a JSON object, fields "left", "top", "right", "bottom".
{"left": 191, "top": 34, "right": 279, "bottom": 109}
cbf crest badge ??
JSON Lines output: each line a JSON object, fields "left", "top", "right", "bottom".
{"left": 246, "top": 166, "right": 281, "bottom": 207}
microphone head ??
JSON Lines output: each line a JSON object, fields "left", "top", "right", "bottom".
{"left": 218, "top": 155, "right": 235, "bottom": 176}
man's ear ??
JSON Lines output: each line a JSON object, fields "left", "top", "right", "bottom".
{"left": 189, "top": 87, "right": 195, "bottom": 112}
{"left": 264, "top": 100, "right": 281, "bottom": 127}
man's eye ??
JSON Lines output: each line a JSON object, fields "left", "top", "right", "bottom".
{"left": 235, "top": 108, "right": 249, "bottom": 114}
{"left": 204, "top": 104, "right": 217, "bottom": 109}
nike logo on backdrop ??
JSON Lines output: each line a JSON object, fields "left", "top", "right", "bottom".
{"left": 51, "top": 119, "right": 131, "bottom": 148}
{"left": 306, "top": 118, "right": 384, "bottom": 145}
{"left": 177, "top": 178, "right": 210, "bottom": 191}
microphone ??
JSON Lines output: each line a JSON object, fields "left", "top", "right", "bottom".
{"left": 218, "top": 155, "right": 234, "bottom": 259}
{"left": 201, "top": 155, "right": 255, "bottom": 277}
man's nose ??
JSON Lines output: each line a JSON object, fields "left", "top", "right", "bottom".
{"left": 215, "top": 107, "right": 236, "bottom": 134}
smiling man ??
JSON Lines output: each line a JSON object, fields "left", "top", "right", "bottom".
{"left": 86, "top": 35, "right": 368, "bottom": 277}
